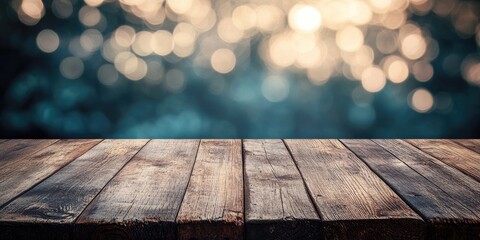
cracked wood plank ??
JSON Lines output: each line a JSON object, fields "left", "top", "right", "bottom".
{"left": 176, "top": 139, "right": 243, "bottom": 240}
{"left": 74, "top": 140, "right": 200, "bottom": 240}
{"left": 406, "top": 139, "right": 480, "bottom": 182}
{"left": 243, "top": 139, "right": 321, "bottom": 240}
{"left": 0, "top": 139, "right": 58, "bottom": 165}
{"left": 343, "top": 139, "right": 480, "bottom": 239}
{"left": 0, "top": 140, "right": 148, "bottom": 240}
{"left": 284, "top": 139, "right": 423, "bottom": 240}
{"left": 0, "top": 139, "right": 101, "bottom": 208}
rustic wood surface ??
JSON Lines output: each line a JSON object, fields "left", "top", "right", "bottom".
{"left": 0, "top": 140, "right": 148, "bottom": 240}
{"left": 75, "top": 140, "right": 199, "bottom": 240}
{"left": 243, "top": 139, "right": 321, "bottom": 240}
{"left": 0, "top": 139, "right": 479, "bottom": 240}
{"left": 0, "top": 139, "right": 58, "bottom": 164}
{"left": 342, "top": 139, "right": 480, "bottom": 239}
{"left": 176, "top": 139, "right": 243, "bottom": 240}
{"left": 453, "top": 139, "right": 480, "bottom": 154}
{"left": 284, "top": 139, "right": 424, "bottom": 239}
{"left": 0, "top": 139, "right": 101, "bottom": 207}
{"left": 407, "top": 139, "right": 480, "bottom": 182}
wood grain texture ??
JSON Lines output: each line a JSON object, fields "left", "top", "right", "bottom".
{"left": 453, "top": 139, "right": 480, "bottom": 154}
{"left": 0, "top": 139, "right": 101, "bottom": 208}
{"left": 243, "top": 139, "right": 321, "bottom": 240}
{"left": 284, "top": 139, "right": 423, "bottom": 240}
{"left": 0, "top": 139, "right": 58, "bottom": 164}
{"left": 343, "top": 139, "right": 480, "bottom": 240}
{"left": 75, "top": 140, "right": 200, "bottom": 240}
{"left": 176, "top": 139, "right": 243, "bottom": 240}
{"left": 406, "top": 139, "right": 480, "bottom": 182}
{"left": 0, "top": 139, "right": 148, "bottom": 240}
{"left": 0, "top": 140, "right": 8, "bottom": 144}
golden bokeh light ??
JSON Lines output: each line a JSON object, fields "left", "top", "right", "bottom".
{"left": 217, "top": 18, "right": 244, "bottom": 43}
{"left": 132, "top": 31, "right": 154, "bottom": 56}
{"left": 15, "top": 0, "right": 480, "bottom": 115}
{"left": 36, "top": 29, "right": 60, "bottom": 53}
{"left": 383, "top": 56, "right": 409, "bottom": 83}
{"left": 461, "top": 57, "right": 480, "bottom": 86}
{"left": 18, "top": 0, "right": 44, "bottom": 25}
{"left": 78, "top": 6, "right": 101, "bottom": 27}
{"left": 336, "top": 26, "right": 364, "bottom": 52}
{"left": 151, "top": 30, "right": 174, "bottom": 56}
{"left": 401, "top": 33, "right": 427, "bottom": 60}
{"left": 412, "top": 61, "right": 434, "bottom": 82}
{"left": 288, "top": 4, "right": 322, "bottom": 33}
{"left": 211, "top": 48, "right": 236, "bottom": 74}
{"left": 232, "top": 5, "right": 257, "bottom": 30}
{"left": 410, "top": 88, "right": 434, "bottom": 113}
{"left": 361, "top": 66, "right": 387, "bottom": 92}
{"left": 114, "top": 25, "right": 136, "bottom": 48}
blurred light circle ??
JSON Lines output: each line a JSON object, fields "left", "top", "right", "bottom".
{"left": 401, "top": 33, "right": 427, "bottom": 60}
{"left": 114, "top": 25, "right": 136, "bottom": 48}
{"left": 232, "top": 5, "right": 257, "bottom": 30}
{"left": 261, "top": 75, "right": 289, "bottom": 102}
{"left": 80, "top": 29, "right": 103, "bottom": 52}
{"left": 151, "top": 30, "right": 174, "bottom": 56}
{"left": 60, "top": 57, "right": 84, "bottom": 79}
{"left": 361, "top": 66, "right": 386, "bottom": 92}
{"left": 211, "top": 48, "right": 236, "bottom": 74}
{"left": 97, "top": 64, "right": 118, "bottom": 86}
{"left": 461, "top": 56, "right": 480, "bottom": 86}
{"left": 288, "top": 4, "right": 322, "bottom": 32}
{"left": 36, "top": 29, "right": 60, "bottom": 53}
{"left": 78, "top": 6, "right": 101, "bottom": 27}
{"left": 336, "top": 26, "right": 364, "bottom": 52}
{"left": 410, "top": 88, "right": 434, "bottom": 113}
{"left": 383, "top": 56, "right": 409, "bottom": 83}
{"left": 413, "top": 61, "right": 434, "bottom": 82}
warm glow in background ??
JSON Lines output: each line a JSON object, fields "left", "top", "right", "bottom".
{"left": 0, "top": 0, "right": 479, "bottom": 137}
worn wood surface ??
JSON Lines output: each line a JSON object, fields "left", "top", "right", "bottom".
{"left": 75, "top": 140, "right": 199, "bottom": 240}
{"left": 0, "top": 139, "right": 58, "bottom": 164}
{"left": 0, "top": 140, "right": 148, "bottom": 240}
{"left": 343, "top": 139, "right": 480, "bottom": 239}
{"left": 0, "top": 139, "right": 479, "bottom": 240}
{"left": 453, "top": 139, "right": 480, "bottom": 154}
{"left": 406, "top": 139, "right": 480, "bottom": 182}
{"left": 0, "top": 139, "right": 9, "bottom": 144}
{"left": 243, "top": 139, "right": 321, "bottom": 240}
{"left": 176, "top": 140, "right": 243, "bottom": 240}
{"left": 0, "top": 139, "right": 101, "bottom": 207}
{"left": 284, "top": 139, "right": 424, "bottom": 239}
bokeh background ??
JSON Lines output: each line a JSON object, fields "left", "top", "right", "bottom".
{"left": 1, "top": 0, "right": 479, "bottom": 138}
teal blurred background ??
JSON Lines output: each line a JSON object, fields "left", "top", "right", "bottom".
{"left": 1, "top": 0, "right": 479, "bottom": 138}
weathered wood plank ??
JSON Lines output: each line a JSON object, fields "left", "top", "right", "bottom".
{"left": 343, "top": 139, "right": 480, "bottom": 239}
{"left": 243, "top": 139, "right": 321, "bottom": 240}
{"left": 0, "top": 140, "right": 8, "bottom": 144}
{"left": 0, "top": 139, "right": 148, "bottom": 240}
{"left": 406, "top": 139, "right": 480, "bottom": 182}
{"left": 0, "top": 139, "right": 101, "bottom": 208}
{"left": 284, "top": 139, "right": 424, "bottom": 240}
{"left": 453, "top": 139, "right": 480, "bottom": 154}
{"left": 0, "top": 139, "right": 58, "bottom": 165}
{"left": 176, "top": 139, "right": 243, "bottom": 240}
{"left": 74, "top": 140, "right": 200, "bottom": 240}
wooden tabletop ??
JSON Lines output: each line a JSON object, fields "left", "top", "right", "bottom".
{"left": 0, "top": 139, "right": 479, "bottom": 240}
